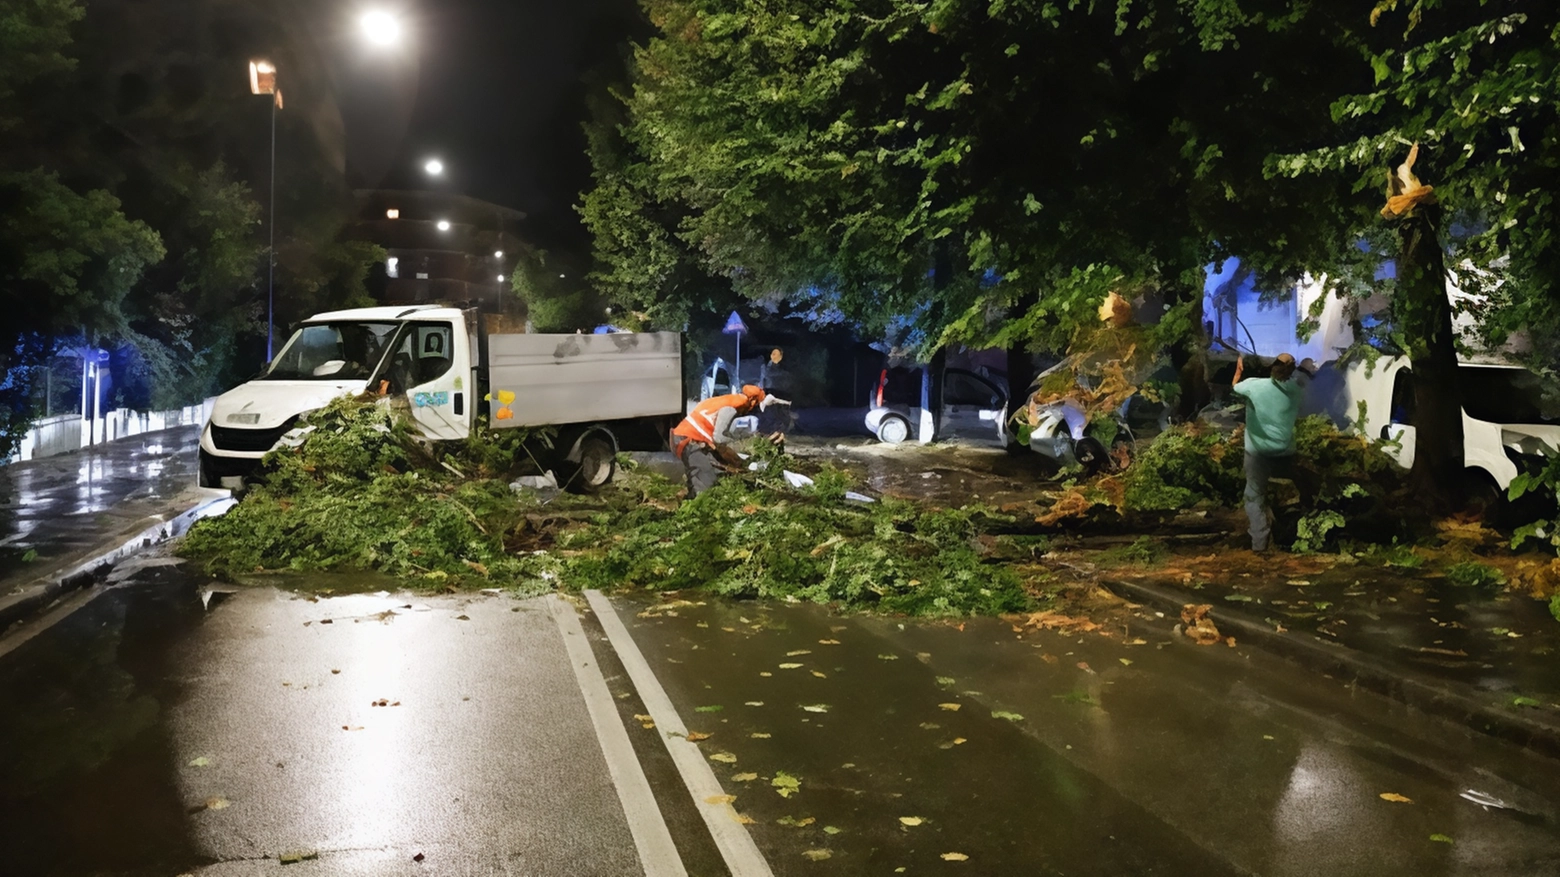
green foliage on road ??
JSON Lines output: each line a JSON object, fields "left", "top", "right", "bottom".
{"left": 181, "top": 401, "right": 1036, "bottom": 617}
{"left": 1444, "top": 561, "right": 1507, "bottom": 590}
{"left": 181, "top": 399, "right": 552, "bottom": 590}
{"left": 1123, "top": 417, "right": 1403, "bottom": 520}
{"left": 1122, "top": 425, "right": 1245, "bottom": 512}
{"left": 552, "top": 466, "right": 1031, "bottom": 616}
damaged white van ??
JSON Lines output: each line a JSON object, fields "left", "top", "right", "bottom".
{"left": 1304, "top": 356, "right": 1560, "bottom": 493}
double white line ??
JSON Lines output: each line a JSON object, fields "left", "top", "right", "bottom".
{"left": 548, "top": 591, "right": 775, "bottom": 877}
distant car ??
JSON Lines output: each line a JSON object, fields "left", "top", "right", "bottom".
{"left": 866, "top": 366, "right": 1008, "bottom": 445}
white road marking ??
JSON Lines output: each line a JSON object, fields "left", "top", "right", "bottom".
{"left": 548, "top": 595, "right": 688, "bottom": 877}
{"left": 585, "top": 589, "right": 776, "bottom": 877}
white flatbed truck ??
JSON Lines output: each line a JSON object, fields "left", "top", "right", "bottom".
{"left": 199, "top": 305, "right": 684, "bottom": 491}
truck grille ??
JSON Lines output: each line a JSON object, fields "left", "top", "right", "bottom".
{"left": 210, "top": 417, "right": 299, "bottom": 453}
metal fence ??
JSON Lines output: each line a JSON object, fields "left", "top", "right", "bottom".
{"left": 9, "top": 399, "right": 216, "bottom": 464}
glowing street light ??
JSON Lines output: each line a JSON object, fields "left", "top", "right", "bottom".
{"left": 497, "top": 274, "right": 506, "bottom": 283}
{"left": 249, "top": 59, "right": 283, "bottom": 361}
{"left": 493, "top": 250, "right": 504, "bottom": 258}
{"left": 423, "top": 158, "right": 444, "bottom": 176}
{"left": 359, "top": 10, "right": 403, "bottom": 47}
{"left": 436, "top": 220, "right": 451, "bottom": 231}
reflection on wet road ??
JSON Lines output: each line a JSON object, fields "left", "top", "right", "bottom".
{"left": 0, "top": 426, "right": 201, "bottom": 579}
{"left": 3, "top": 558, "right": 1559, "bottom": 875}
{"left": 614, "top": 596, "right": 1560, "bottom": 875}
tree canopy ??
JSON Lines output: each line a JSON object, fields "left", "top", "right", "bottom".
{"left": 586, "top": 1, "right": 1560, "bottom": 364}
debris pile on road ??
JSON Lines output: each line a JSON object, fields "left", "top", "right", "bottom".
{"left": 181, "top": 400, "right": 1048, "bottom": 615}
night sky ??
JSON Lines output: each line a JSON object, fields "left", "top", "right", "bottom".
{"left": 339, "top": 0, "right": 642, "bottom": 247}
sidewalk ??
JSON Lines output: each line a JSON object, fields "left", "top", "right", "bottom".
{"left": 1098, "top": 549, "right": 1560, "bottom": 758}
{"left": 0, "top": 425, "right": 230, "bottom": 631}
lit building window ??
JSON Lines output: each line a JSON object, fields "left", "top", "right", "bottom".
{"left": 386, "top": 257, "right": 399, "bottom": 278}
{"left": 386, "top": 208, "right": 400, "bottom": 219}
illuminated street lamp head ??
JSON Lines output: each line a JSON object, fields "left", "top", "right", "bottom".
{"left": 493, "top": 250, "right": 504, "bottom": 259}
{"left": 248, "top": 60, "right": 281, "bottom": 107}
{"left": 436, "top": 220, "right": 451, "bottom": 231}
{"left": 423, "top": 158, "right": 445, "bottom": 176}
{"left": 359, "top": 10, "right": 403, "bottom": 46}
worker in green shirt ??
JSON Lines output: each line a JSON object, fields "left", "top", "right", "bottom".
{"left": 1231, "top": 353, "right": 1315, "bottom": 551}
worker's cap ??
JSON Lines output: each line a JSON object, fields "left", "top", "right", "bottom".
{"left": 740, "top": 385, "right": 767, "bottom": 404}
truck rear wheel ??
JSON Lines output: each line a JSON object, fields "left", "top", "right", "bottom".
{"left": 559, "top": 432, "right": 617, "bottom": 494}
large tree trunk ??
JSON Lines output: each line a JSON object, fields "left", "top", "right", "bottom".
{"left": 1162, "top": 277, "right": 1211, "bottom": 423}
{"left": 1396, "top": 205, "right": 1463, "bottom": 511}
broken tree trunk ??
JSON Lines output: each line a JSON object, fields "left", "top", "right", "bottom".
{"left": 1382, "top": 146, "right": 1463, "bottom": 512}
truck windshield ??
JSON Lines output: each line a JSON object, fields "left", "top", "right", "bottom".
{"left": 1458, "top": 366, "right": 1560, "bottom": 425}
{"left": 264, "top": 322, "right": 400, "bottom": 381}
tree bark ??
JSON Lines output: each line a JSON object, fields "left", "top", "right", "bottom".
{"left": 1396, "top": 205, "right": 1463, "bottom": 511}
{"left": 1162, "top": 278, "right": 1211, "bottom": 423}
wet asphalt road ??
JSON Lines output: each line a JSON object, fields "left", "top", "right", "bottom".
{"left": 0, "top": 427, "right": 202, "bottom": 580}
{"left": 3, "top": 561, "right": 1560, "bottom": 875}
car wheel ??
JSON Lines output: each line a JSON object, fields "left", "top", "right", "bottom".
{"left": 1109, "top": 435, "right": 1136, "bottom": 472}
{"left": 1075, "top": 436, "right": 1108, "bottom": 474}
{"left": 876, "top": 414, "right": 911, "bottom": 445}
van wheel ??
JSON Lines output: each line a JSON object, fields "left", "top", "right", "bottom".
{"left": 1464, "top": 470, "right": 1510, "bottom": 527}
{"left": 560, "top": 433, "right": 617, "bottom": 494}
{"left": 876, "top": 414, "right": 911, "bottom": 445}
{"left": 199, "top": 449, "right": 218, "bottom": 489}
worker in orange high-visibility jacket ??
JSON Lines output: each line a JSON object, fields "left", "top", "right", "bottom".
{"left": 672, "top": 384, "right": 790, "bottom": 497}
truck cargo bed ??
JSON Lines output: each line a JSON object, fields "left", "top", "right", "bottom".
{"left": 485, "top": 332, "right": 683, "bottom": 427}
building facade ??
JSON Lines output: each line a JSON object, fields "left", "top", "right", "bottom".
{"left": 350, "top": 189, "right": 528, "bottom": 315}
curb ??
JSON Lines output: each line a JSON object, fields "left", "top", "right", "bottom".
{"left": 1100, "top": 576, "right": 1560, "bottom": 760}
{"left": 0, "top": 491, "right": 235, "bottom": 633}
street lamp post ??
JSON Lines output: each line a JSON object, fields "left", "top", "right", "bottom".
{"left": 249, "top": 61, "right": 283, "bottom": 362}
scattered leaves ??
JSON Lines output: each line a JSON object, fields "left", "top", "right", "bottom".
{"left": 779, "top": 663, "right": 804, "bottom": 670}
{"left": 802, "top": 849, "right": 832, "bottom": 862}
{"left": 938, "top": 703, "right": 962, "bottom": 711}
{"left": 709, "top": 752, "right": 738, "bottom": 764}
{"left": 695, "top": 705, "right": 724, "bottom": 713}
{"left": 705, "top": 794, "right": 736, "bottom": 805}
{"left": 732, "top": 772, "right": 759, "bottom": 782}
{"left": 899, "top": 816, "right": 924, "bottom": 826}
{"left": 941, "top": 852, "right": 970, "bottom": 862}
{"left": 772, "top": 771, "right": 801, "bottom": 798}
{"left": 1430, "top": 834, "right": 1454, "bottom": 844}
{"left": 1380, "top": 793, "right": 1413, "bottom": 803}
{"left": 992, "top": 710, "right": 1024, "bottom": 722}
{"left": 686, "top": 731, "right": 712, "bottom": 742}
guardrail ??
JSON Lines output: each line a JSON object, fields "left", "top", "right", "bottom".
{"left": 9, "top": 399, "right": 216, "bottom": 464}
